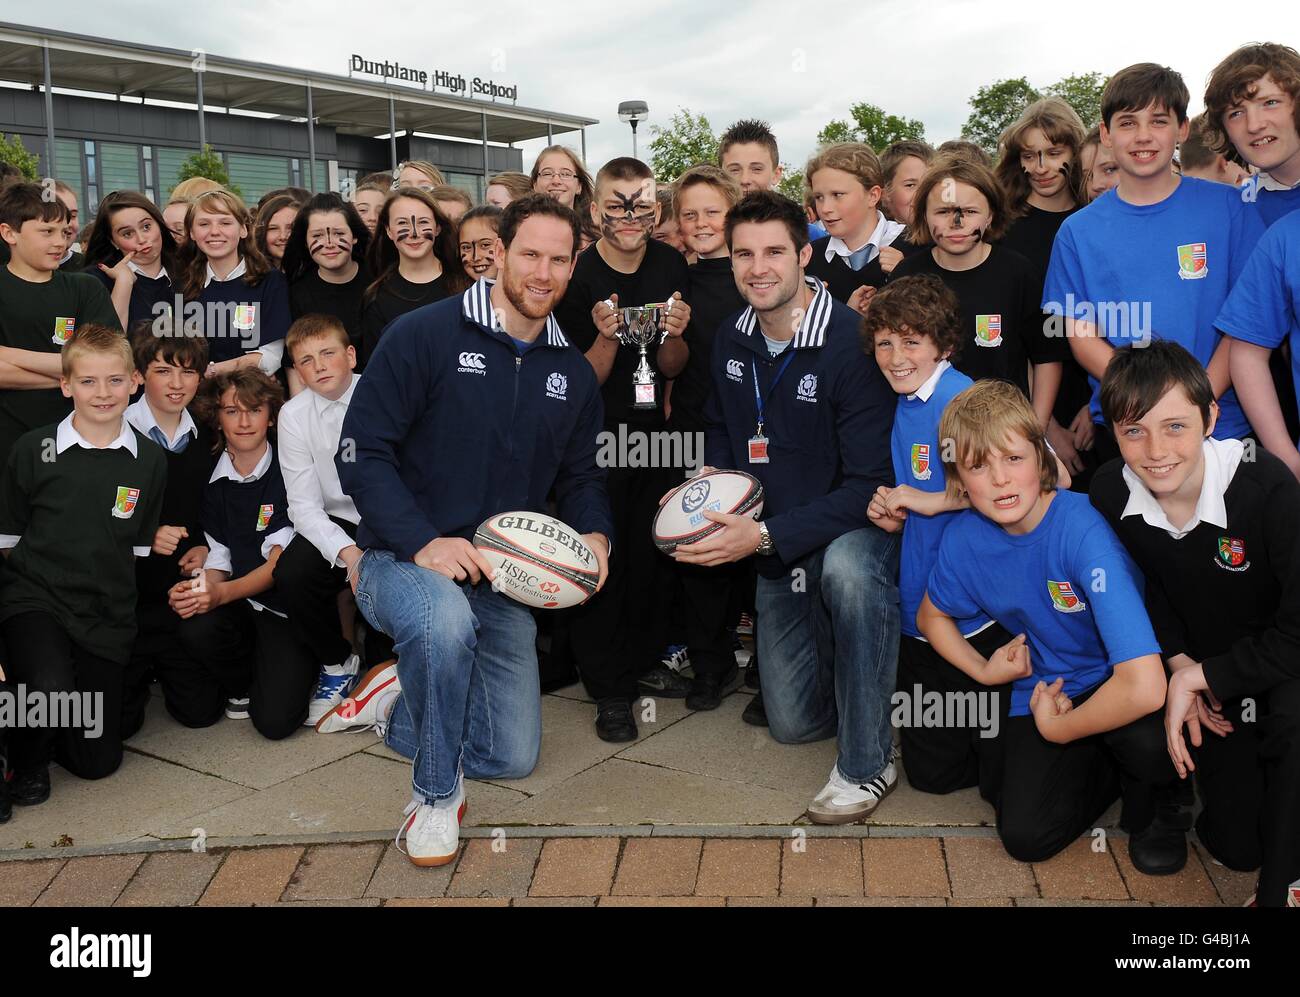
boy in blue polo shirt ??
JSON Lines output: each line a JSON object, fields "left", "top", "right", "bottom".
{"left": 1043, "top": 63, "right": 1267, "bottom": 456}
{"left": 1217, "top": 209, "right": 1300, "bottom": 479}
{"left": 864, "top": 275, "right": 1015, "bottom": 800}
{"left": 917, "top": 380, "right": 1184, "bottom": 874}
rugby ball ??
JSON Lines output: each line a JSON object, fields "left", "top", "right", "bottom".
{"left": 652, "top": 470, "right": 765, "bottom": 555}
{"left": 473, "top": 512, "right": 601, "bottom": 609}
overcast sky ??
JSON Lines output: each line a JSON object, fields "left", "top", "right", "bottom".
{"left": 23, "top": 1, "right": 1300, "bottom": 174}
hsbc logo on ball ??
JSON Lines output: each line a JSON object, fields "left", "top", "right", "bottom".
{"left": 538, "top": 581, "right": 561, "bottom": 594}
{"left": 458, "top": 352, "right": 487, "bottom": 375}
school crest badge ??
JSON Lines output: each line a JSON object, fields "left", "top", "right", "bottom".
{"left": 1177, "top": 242, "right": 1207, "bottom": 280}
{"left": 233, "top": 304, "right": 257, "bottom": 330}
{"left": 52, "top": 316, "right": 75, "bottom": 346}
{"left": 256, "top": 504, "right": 274, "bottom": 532}
{"left": 112, "top": 486, "right": 140, "bottom": 519}
{"left": 975, "top": 314, "right": 1003, "bottom": 347}
{"left": 1215, "top": 535, "right": 1249, "bottom": 572}
{"left": 1047, "top": 580, "right": 1086, "bottom": 613}
{"left": 911, "top": 443, "right": 931, "bottom": 481}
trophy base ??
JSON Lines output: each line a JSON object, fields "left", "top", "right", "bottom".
{"left": 632, "top": 382, "right": 656, "bottom": 409}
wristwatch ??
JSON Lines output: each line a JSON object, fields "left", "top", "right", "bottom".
{"left": 755, "top": 521, "right": 776, "bottom": 556}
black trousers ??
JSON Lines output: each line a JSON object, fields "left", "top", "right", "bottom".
{"left": 129, "top": 600, "right": 221, "bottom": 730}
{"left": 1194, "top": 679, "right": 1300, "bottom": 908}
{"left": 896, "top": 624, "right": 1013, "bottom": 802}
{"left": 995, "top": 684, "right": 1178, "bottom": 863}
{"left": 272, "top": 526, "right": 394, "bottom": 669}
{"left": 557, "top": 461, "right": 675, "bottom": 701}
{"left": 676, "top": 557, "right": 743, "bottom": 678}
{"left": 0, "top": 612, "right": 125, "bottom": 780}
{"left": 174, "top": 600, "right": 318, "bottom": 740}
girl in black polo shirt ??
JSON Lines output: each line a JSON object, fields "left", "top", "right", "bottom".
{"left": 283, "top": 193, "right": 371, "bottom": 366}
{"left": 84, "top": 190, "right": 180, "bottom": 331}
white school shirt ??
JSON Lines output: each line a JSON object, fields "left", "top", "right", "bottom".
{"left": 277, "top": 373, "right": 362, "bottom": 567}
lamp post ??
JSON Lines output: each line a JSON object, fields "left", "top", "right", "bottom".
{"left": 618, "top": 100, "right": 649, "bottom": 159}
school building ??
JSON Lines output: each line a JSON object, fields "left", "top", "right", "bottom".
{"left": 0, "top": 21, "right": 597, "bottom": 219}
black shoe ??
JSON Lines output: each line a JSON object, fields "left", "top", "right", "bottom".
{"left": 742, "top": 690, "right": 768, "bottom": 727}
{"left": 595, "top": 697, "right": 638, "bottom": 743}
{"left": 637, "top": 663, "right": 691, "bottom": 699}
{"left": 1128, "top": 817, "right": 1188, "bottom": 876}
{"left": 11, "top": 767, "right": 50, "bottom": 807}
{"left": 686, "top": 667, "right": 739, "bottom": 711}
{"left": 744, "top": 653, "right": 761, "bottom": 689}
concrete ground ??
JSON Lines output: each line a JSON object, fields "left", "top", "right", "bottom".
{"left": 0, "top": 676, "right": 1255, "bottom": 906}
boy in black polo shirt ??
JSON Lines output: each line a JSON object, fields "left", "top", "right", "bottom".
{"left": 0, "top": 182, "right": 120, "bottom": 471}
{"left": 0, "top": 324, "right": 165, "bottom": 807}
{"left": 124, "top": 321, "right": 219, "bottom": 730}
{"left": 553, "top": 157, "right": 692, "bottom": 741}
{"left": 1091, "top": 341, "right": 1300, "bottom": 906}
{"left": 169, "top": 369, "right": 316, "bottom": 740}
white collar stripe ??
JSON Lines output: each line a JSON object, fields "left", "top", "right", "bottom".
{"left": 462, "top": 279, "right": 568, "bottom": 348}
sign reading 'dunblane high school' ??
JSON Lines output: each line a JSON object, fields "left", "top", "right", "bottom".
{"left": 348, "top": 54, "right": 519, "bottom": 101}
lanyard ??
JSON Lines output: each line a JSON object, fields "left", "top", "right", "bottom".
{"left": 752, "top": 350, "right": 796, "bottom": 435}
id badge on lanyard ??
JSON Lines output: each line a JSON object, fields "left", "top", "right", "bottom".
{"left": 750, "top": 351, "right": 795, "bottom": 465}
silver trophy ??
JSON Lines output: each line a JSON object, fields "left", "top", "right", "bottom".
{"left": 614, "top": 302, "right": 669, "bottom": 410}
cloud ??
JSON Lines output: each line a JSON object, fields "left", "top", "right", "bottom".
{"left": 19, "top": 0, "right": 1300, "bottom": 183}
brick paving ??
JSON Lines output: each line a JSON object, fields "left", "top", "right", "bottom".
{"left": 0, "top": 832, "right": 1249, "bottom": 906}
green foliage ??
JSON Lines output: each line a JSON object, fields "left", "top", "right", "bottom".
{"left": 776, "top": 166, "right": 805, "bottom": 202}
{"left": 0, "top": 133, "right": 39, "bottom": 180}
{"left": 1044, "top": 72, "right": 1108, "bottom": 129}
{"left": 173, "top": 145, "right": 242, "bottom": 198}
{"left": 960, "top": 78, "right": 1042, "bottom": 155}
{"left": 647, "top": 109, "right": 720, "bottom": 184}
{"left": 817, "top": 102, "right": 926, "bottom": 152}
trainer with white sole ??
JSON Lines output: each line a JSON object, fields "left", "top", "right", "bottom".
{"left": 337, "top": 195, "right": 613, "bottom": 866}
{"left": 671, "top": 191, "right": 901, "bottom": 826}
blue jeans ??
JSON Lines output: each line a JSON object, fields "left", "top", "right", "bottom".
{"left": 353, "top": 549, "right": 541, "bottom": 803}
{"left": 754, "top": 527, "right": 901, "bottom": 785}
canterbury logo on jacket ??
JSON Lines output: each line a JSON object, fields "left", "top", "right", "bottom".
{"left": 338, "top": 279, "right": 614, "bottom": 560}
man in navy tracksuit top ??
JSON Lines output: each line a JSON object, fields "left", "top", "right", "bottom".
{"left": 674, "top": 191, "right": 900, "bottom": 824}
{"left": 334, "top": 196, "right": 613, "bottom": 867}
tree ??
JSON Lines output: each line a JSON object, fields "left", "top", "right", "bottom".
{"left": 776, "top": 167, "right": 805, "bottom": 203}
{"left": 173, "top": 145, "right": 241, "bottom": 198}
{"left": 647, "top": 109, "right": 719, "bottom": 184}
{"left": 960, "top": 78, "right": 1042, "bottom": 155}
{"left": 0, "top": 133, "right": 39, "bottom": 180}
{"left": 817, "top": 102, "right": 925, "bottom": 152}
{"left": 1044, "top": 72, "right": 1108, "bottom": 129}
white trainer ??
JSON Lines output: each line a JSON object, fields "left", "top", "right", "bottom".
{"left": 806, "top": 761, "right": 897, "bottom": 825}
{"left": 315, "top": 660, "right": 400, "bottom": 734}
{"left": 304, "top": 653, "right": 361, "bottom": 726}
{"left": 396, "top": 779, "right": 467, "bottom": 867}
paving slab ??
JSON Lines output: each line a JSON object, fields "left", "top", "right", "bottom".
{"left": 154, "top": 753, "right": 526, "bottom": 840}
{"left": 0, "top": 752, "right": 249, "bottom": 852}
{"left": 506, "top": 757, "right": 810, "bottom": 826}
{"left": 127, "top": 694, "right": 372, "bottom": 790}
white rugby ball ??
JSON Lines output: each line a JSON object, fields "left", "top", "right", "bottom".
{"left": 652, "top": 470, "right": 765, "bottom": 555}
{"left": 474, "top": 512, "right": 600, "bottom": 609}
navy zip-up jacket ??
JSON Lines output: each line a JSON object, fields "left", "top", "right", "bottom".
{"left": 337, "top": 279, "right": 613, "bottom": 560}
{"left": 704, "top": 277, "right": 895, "bottom": 578}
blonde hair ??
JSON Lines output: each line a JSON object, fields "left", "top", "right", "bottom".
{"left": 805, "top": 142, "right": 885, "bottom": 193}
{"left": 396, "top": 161, "right": 445, "bottom": 187}
{"left": 61, "top": 323, "right": 133, "bottom": 379}
{"left": 179, "top": 189, "right": 271, "bottom": 298}
{"left": 673, "top": 164, "right": 743, "bottom": 215}
{"left": 487, "top": 171, "right": 533, "bottom": 200}
{"left": 171, "top": 177, "right": 224, "bottom": 200}
{"left": 906, "top": 154, "right": 1009, "bottom": 246}
{"left": 938, "top": 380, "right": 1058, "bottom": 499}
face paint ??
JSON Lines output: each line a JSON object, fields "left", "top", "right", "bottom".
{"left": 308, "top": 228, "right": 353, "bottom": 258}
{"left": 393, "top": 214, "right": 436, "bottom": 244}
{"left": 600, "top": 186, "right": 656, "bottom": 241}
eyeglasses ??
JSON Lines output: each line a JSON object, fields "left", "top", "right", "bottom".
{"left": 538, "top": 169, "right": 577, "bottom": 182}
